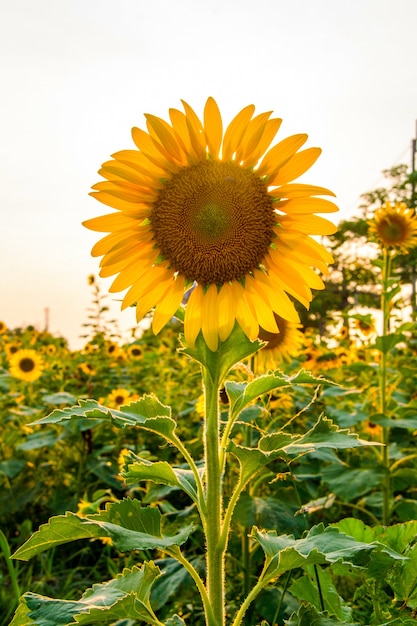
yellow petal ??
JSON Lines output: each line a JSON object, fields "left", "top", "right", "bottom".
{"left": 201, "top": 284, "right": 219, "bottom": 351}
{"left": 89, "top": 191, "right": 151, "bottom": 214}
{"left": 242, "top": 117, "right": 282, "bottom": 168}
{"left": 270, "top": 147, "right": 321, "bottom": 186}
{"left": 276, "top": 197, "right": 339, "bottom": 214}
{"left": 234, "top": 282, "right": 260, "bottom": 341}
{"left": 145, "top": 114, "right": 187, "bottom": 164}
{"left": 253, "top": 271, "right": 300, "bottom": 322}
{"left": 222, "top": 104, "right": 255, "bottom": 161}
{"left": 111, "top": 150, "right": 167, "bottom": 179}
{"left": 270, "top": 183, "right": 336, "bottom": 199}
{"left": 181, "top": 100, "right": 206, "bottom": 159}
{"left": 204, "top": 97, "right": 223, "bottom": 159}
{"left": 83, "top": 213, "right": 138, "bottom": 233}
{"left": 257, "top": 134, "right": 308, "bottom": 178}
{"left": 235, "top": 111, "right": 271, "bottom": 162}
{"left": 217, "top": 283, "right": 238, "bottom": 342}
{"left": 152, "top": 278, "right": 185, "bottom": 335}
{"left": 184, "top": 285, "right": 204, "bottom": 348}
{"left": 278, "top": 213, "right": 337, "bottom": 236}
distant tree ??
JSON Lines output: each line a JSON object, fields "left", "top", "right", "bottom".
{"left": 302, "top": 164, "right": 416, "bottom": 332}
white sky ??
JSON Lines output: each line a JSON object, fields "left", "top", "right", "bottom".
{"left": 1, "top": 0, "right": 417, "bottom": 349}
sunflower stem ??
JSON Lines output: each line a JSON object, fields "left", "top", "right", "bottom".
{"left": 203, "top": 365, "right": 225, "bottom": 626}
{"left": 380, "top": 246, "right": 392, "bottom": 525}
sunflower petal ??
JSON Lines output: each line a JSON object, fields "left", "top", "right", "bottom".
{"left": 204, "top": 97, "right": 223, "bottom": 159}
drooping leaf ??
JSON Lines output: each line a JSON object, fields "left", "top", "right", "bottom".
{"left": 389, "top": 543, "right": 417, "bottom": 609}
{"left": 226, "top": 370, "right": 335, "bottom": 422}
{"left": 252, "top": 523, "right": 376, "bottom": 581}
{"left": 12, "top": 499, "right": 192, "bottom": 561}
{"left": 289, "top": 566, "right": 353, "bottom": 622}
{"left": 11, "top": 563, "right": 162, "bottom": 625}
{"left": 285, "top": 602, "right": 360, "bottom": 625}
{"left": 122, "top": 453, "right": 203, "bottom": 504}
{"left": 33, "top": 396, "right": 179, "bottom": 446}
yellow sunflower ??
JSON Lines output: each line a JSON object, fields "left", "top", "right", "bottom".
{"left": 107, "top": 388, "right": 137, "bottom": 408}
{"left": 9, "top": 349, "right": 44, "bottom": 382}
{"left": 368, "top": 201, "right": 417, "bottom": 253}
{"left": 85, "top": 98, "right": 337, "bottom": 351}
{"left": 126, "top": 344, "right": 143, "bottom": 359}
{"left": 354, "top": 314, "right": 376, "bottom": 337}
{"left": 256, "top": 314, "right": 303, "bottom": 371}
{"left": 0, "top": 321, "right": 7, "bottom": 334}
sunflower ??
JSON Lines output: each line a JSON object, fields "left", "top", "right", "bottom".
{"left": 107, "top": 388, "right": 137, "bottom": 408}
{"left": 85, "top": 98, "right": 337, "bottom": 351}
{"left": 0, "top": 321, "right": 7, "bottom": 334}
{"left": 354, "top": 314, "right": 376, "bottom": 337}
{"left": 368, "top": 201, "right": 417, "bottom": 253}
{"left": 79, "top": 362, "right": 96, "bottom": 376}
{"left": 256, "top": 314, "right": 303, "bottom": 371}
{"left": 126, "top": 344, "right": 143, "bottom": 359}
{"left": 9, "top": 349, "right": 44, "bottom": 382}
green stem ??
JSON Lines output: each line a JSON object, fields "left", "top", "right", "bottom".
{"left": 165, "top": 546, "right": 215, "bottom": 625}
{"left": 380, "top": 246, "right": 391, "bottom": 525}
{"left": 170, "top": 432, "right": 208, "bottom": 522}
{"left": 231, "top": 564, "right": 273, "bottom": 626}
{"left": 203, "top": 366, "right": 224, "bottom": 626}
{"left": 0, "top": 529, "right": 21, "bottom": 605}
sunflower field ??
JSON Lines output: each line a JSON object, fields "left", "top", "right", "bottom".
{"left": 2, "top": 100, "right": 417, "bottom": 626}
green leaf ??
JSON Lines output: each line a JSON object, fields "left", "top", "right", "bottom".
{"left": 12, "top": 499, "right": 192, "bottom": 561}
{"left": 285, "top": 602, "right": 360, "bottom": 625}
{"left": 11, "top": 563, "right": 162, "bottom": 625}
{"left": 252, "top": 523, "right": 376, "bottom": 581}
{"left": 34, "top": 396, "right": 179, "bottom": 446}
{"left": 260, "top": 415, "right": 378, "bottom": 456}
{"left": 122, "top": 453, "right": 203, "bottom": 504}
{"left": 321, "top": 464, "right": 384, "bottom": 501}
{"left": 389, "top": 543, "right": 417, "bottom": 609}
{"left": 42, "top": 391, "right": 78, "bottom": 405}
{"left": 289, "top": 567, "right": 353, "bottom": 621}
{"left": 226, "top": 370, "right": 335, "bottom": 422}
{"left": 375, "top": 333, "right": 406, "bottom": 354}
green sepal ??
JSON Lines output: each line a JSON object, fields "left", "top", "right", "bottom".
{"left": 10, "top": 563, "right": 162, "bottom": 625}
{"left": 12, "top": 498, "right": 192, "bottom": 561}
{"left": 179, "top": 322, "right": 263, "bottom": 383}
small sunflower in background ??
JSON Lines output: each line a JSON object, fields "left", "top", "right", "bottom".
{"left": 354, "top": 314, "right": 376, "bottom": 338}
{"left": 9, "top": 349, "right": 44, "bottom": 382}
{"left": 256, "top": 314, "right": 303, "bottom": 372}
{"left": 85, "top": 97, "right": 337, "bottom": 352}
{"left": 368, "top": 201, "right": 417, "bottom": 253}
{"left": 106, "top": 388, "right": 138, "bottom": 408}
{"left": 4, "top": 342, "right": 21, "bottom": 358}
{"left": 78, "top": 362, "right": 96, "bottom": 376}
{"left": 0, "top": 321, "right": 7, "bottom": 334}
{"left": 126, "top": 344, "right": 143, "bottom": 360}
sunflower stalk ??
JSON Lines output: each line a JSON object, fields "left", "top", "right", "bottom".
{"left": 202, "top": 363, "right": 225, "bottom": 626}
{"left": 380, "top": 245, "right": 392, "bottom": 526}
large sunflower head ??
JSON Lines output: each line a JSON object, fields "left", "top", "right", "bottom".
{"left": 368, "top": 201, "right": 417, "bottom": 253}
{"left": 85, "top": 98, "right": 338, "bottom": 351}
{"left": 9, "top": 349, "right": 44, "bottom": 382}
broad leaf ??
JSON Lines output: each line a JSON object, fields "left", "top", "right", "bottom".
{"left": 389, "top": 543, "right": 417, "bottom": 609}
{"left": 33, "top": 396, "right": 179, "bottom": 445}
{"left": 226, "top": 370, "right": 334, "bottom": 422}
{"left": 285, "top": 602, "right": 361, "bottom": 625}
{"left": 122, "top": 453, "right": 203, "bottom": 504}
{"left": 13, "top": 499, "right": 192, "bottom": 561}
{"left": 252, "top": 523, "right": 376, "bottom": 580}
{"left": 290, "top": 566, "right": 353, "bottom": 622}
{"left": 10, "top": 563, "right": 162, "bottom": 625}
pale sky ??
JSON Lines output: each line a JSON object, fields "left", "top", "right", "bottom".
{"left": 1, "top": 0, "right": 417, "bottom": 349}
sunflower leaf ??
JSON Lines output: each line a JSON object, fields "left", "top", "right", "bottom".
{"left": 226, "top": 369, "right": 335, "bottom": 422}
{"left": 121, "top": 453, "right": 202, "bottom": 503}
{"left": 10, "top": 563, "right": 162, "bottom": 625}
{"left": 33, "top": 396, "right": 178, "bottom": 445}
{"left": 252, "top": 523, "right": 377, "bottom": 581}
{"left": 260, "top": 415, "right": 380, "bottom": 456}
{"left": 12, "top": 499, "right": 192, "bottom": 561}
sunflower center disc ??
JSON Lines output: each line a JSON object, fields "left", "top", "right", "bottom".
{"left": 150, "top": 161, "right": 275, "bottom": 284}
{"left": 20, "top": 358, "right": 35, "bottom": 373}
{"left": 258, "top": 315, "right": 288, "bottom": 349}
{"left": 379, "top": 218, "right": 403, "bottom": 243}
